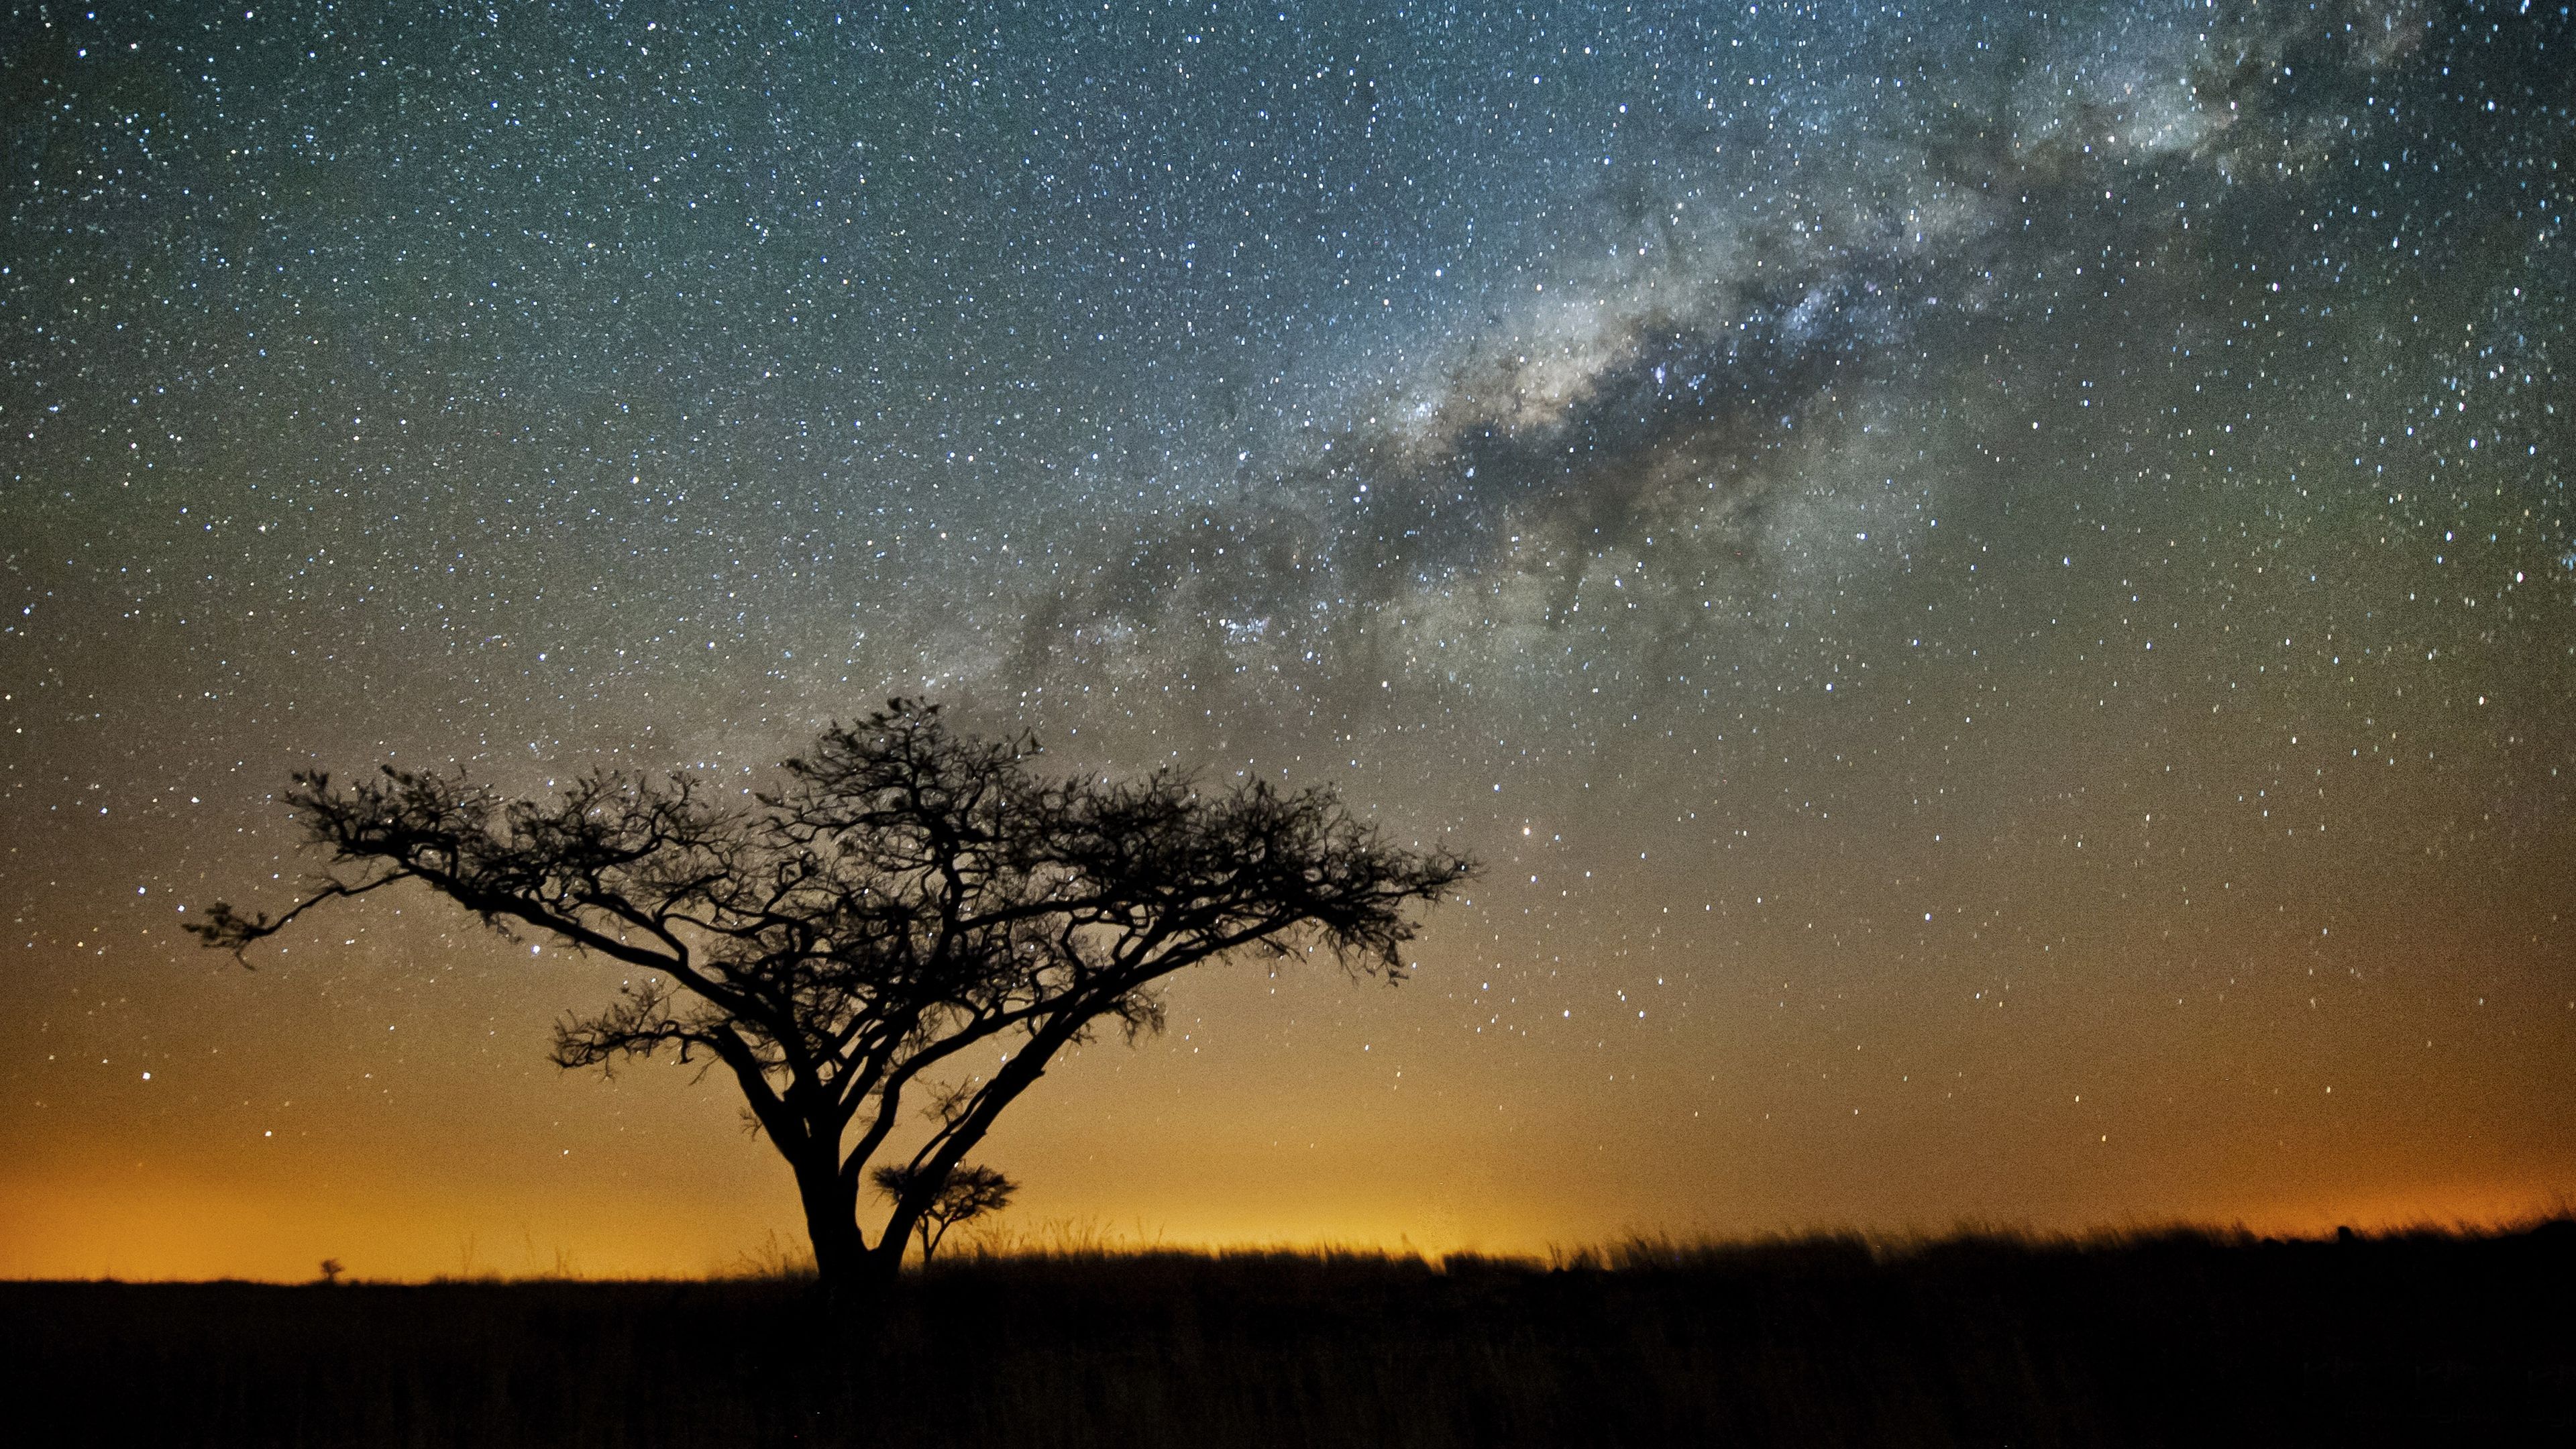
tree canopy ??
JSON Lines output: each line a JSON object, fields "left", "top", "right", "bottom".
{"left": 191, "top": 700, "right": 1472, "bottom": 1290}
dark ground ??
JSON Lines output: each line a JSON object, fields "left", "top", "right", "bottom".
{"left": 7, "top": 1224, "right": 2575, "bottom": 1447}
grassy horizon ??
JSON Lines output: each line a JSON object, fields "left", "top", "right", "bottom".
{"left": 18, "top": 1209, "right": 2573, "bottom": 1288}
{"left": 10, "top": 1216, "right": 2573, "bottom": 1446}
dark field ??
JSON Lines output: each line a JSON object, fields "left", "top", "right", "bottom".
{"left": 8, "top": 1226, "right": 2575, "bottom": 1447}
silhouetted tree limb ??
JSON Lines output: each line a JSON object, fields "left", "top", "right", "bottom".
{"left": 190, "top": 700, "right": 1473, "bottom": 1293}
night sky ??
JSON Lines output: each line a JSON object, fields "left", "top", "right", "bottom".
{"left": 6, "top": 1, "right": 2572, "bottom": 1281}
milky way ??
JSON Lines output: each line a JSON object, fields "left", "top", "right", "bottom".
{"left": 5, "top": 2, "right": 2571, "bottom": 1279}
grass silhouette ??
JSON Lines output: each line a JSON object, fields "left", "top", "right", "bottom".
{"left": 7, "top": 1220, "right": 2573, "bottom": 1446}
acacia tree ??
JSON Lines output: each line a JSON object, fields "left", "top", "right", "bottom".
{"left": 869, "top": 1163, "right": 1015, "bottom": 1262}
{"left": 189, "top": 700, "right": 1471, "bottom": 1293}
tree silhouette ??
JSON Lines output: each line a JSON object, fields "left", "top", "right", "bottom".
{"left": 189, "top": 700, "right": 1472, "bottom": 1294}
{"left": 869, "top": 1163, "right": 1016, "bottom": 1262}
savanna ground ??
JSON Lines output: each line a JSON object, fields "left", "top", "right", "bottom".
{"left": 7, "top": 1222, "right": 2574, "bottom": 1447}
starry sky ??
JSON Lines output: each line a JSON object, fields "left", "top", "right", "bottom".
{"left": 5, "top": 0, "right": 2571, "bottom": 1281}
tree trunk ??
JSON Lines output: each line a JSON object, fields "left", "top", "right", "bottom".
{"left": 863, "top": 1223, "right": 913, "bottom": 1282}
{"left": 792, "top": 1154, "right": 874, "bottom": 1294}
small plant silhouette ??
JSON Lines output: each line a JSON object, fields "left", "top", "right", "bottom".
{"left": 317, "top": 1258, "right": 344, "bottom": 1286}
{"left": 871, "top": 1163, "right": 1018, "bottom": 1262}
